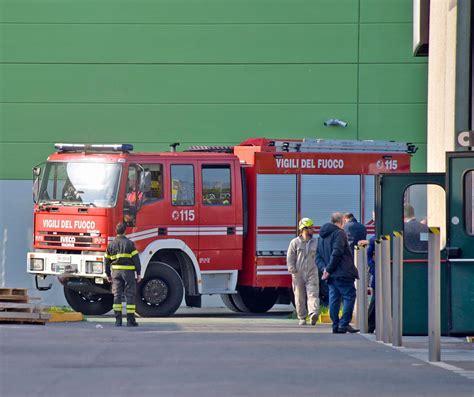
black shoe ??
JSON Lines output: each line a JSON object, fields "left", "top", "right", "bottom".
{"left": 332, "top": 328, "right": 341, "bottom": 334}
{"left": 126, "top": 314, "right": 138, "bottom": 327}
{"left": 339, "top": 325, "right": 359, "bottom": 334}
{"left": 114, "top": 312, "right": 122, "bottom": 327}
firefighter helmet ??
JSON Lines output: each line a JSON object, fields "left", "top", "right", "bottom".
{"left": 299, "top": 218, "right": 314, "bottom": 230}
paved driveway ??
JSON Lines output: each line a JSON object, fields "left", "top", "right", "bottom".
{"left": 0, "top": 310, "right": 472, "bottom": 397}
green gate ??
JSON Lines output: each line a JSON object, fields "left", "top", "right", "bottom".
{"left": 446, "top": 152, "right": 474, "bottom": 334}
{"left": 376, "top": 173, "right": 447, "bottom": 335}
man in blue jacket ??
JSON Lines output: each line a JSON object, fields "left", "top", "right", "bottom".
{"left": 343, "top": 213, "right": 367, "bottom": 252}
{"left": 317, "top": 212, "right": 359, "bottom": 333}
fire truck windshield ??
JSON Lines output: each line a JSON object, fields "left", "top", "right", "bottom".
{"left": 38, "top": 162, "right": 121, "bottom": 208}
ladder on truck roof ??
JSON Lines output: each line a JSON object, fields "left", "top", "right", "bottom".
{"left": 269, "top": 138, "right": 417, "bottom": 154}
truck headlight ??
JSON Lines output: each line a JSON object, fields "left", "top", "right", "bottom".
{"left": 86, "top": 261, "right": 103, "bottom": 274}
{"left": 30, "top": 258, "right": 44, "bottom": 271}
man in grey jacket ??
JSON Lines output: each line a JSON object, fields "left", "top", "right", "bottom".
{"left": 287, "top": 218, "right": 320, "bottom": 326}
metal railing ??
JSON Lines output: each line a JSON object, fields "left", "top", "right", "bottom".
{"left": 360, "top": 228, "right": 441, "bottom": 362}
{"left": 354, "top": 245, "right": 368, "bottom": 333}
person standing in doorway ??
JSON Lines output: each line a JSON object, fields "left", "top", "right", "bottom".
{"left": 105, "top": 222, "right": 142, "bottom": 327}
{"left": 318, "top": 212, "right": 359, "bottom": 333}
{"left": 287, "top": 218, "right": 320, "bottom": 326}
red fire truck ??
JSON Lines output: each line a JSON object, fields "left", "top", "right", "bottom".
{"left": 28, "top": 138, "right": 415, "bottom": 316}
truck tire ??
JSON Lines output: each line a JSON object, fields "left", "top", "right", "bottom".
{"left": 231, "top": 287, "right": 279, "bottom": 313}
{"left": 136, "top": 262, "right": 184, "bottom": 317}
{"left": 63, "top": 287, "right": 113, "bottom": 315}
{"left": 220, "top": 294, "right": 242, "bottom": 313}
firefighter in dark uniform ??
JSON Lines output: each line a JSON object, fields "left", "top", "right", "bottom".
{"left": 105, "top": 223, "right": 141, "bottom": 327}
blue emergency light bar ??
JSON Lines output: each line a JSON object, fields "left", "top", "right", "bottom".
{"left": 54, "top": 143, "right": 133, "bottom": 153}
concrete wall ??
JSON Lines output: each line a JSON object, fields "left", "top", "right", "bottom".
{"left": 0, "top": 181, "right": 67, "bottom": 304}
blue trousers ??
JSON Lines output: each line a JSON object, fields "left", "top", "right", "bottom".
{"left": 328, "top": 278, "right": 356, "bottom": 330}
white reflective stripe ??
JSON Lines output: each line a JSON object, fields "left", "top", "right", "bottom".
{"left": 131, "top": 232, "right": 159, "bottom": 242}
{"left": 257, "top": 265, "right": 288, "bottom": 270}
{"left": 449, "top": 259, "right": 474, "bottom": 262}
{"left": 257, "top": 271, "right": 290, "bottom": 275}
{"left": 168, "top": 226, "right": 232, "bottom": 231}
{"left": 199, "top": 232, "right": 227, "bottom": 236}
{"left": 127, "top": 228, "right": 159, "bottom": 238}
{"left": 236, "top": 232, "right": 243, "bottom": 235}
{"left": 109, "top": 226, "right": 244, "bottom": 241}
{"left": 258, "top": 226, "right": 295, "bottom": 229}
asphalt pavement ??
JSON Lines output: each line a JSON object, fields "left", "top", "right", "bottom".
{"left": 0, "top": 309, "right": 473, "bottom": 397}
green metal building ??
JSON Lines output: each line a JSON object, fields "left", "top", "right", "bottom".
{"left": 0, "top": 0, "right": 428, "bottom": 302}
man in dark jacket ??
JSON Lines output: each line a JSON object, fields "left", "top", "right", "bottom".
{"left": 404, "top": 204, "right": 429, "bottom": 252}
{"left": 343, "top": 213, "right": 367, "bottom": 252}
{"left": 317, "top": 212, "right": 359, "bottom": 333}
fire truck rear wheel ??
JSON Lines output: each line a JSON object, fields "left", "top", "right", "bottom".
{"left": 136, "top": 262, "right": 184, "bottom": 317}
{"left": 220, "top": 294, "right": 242, "bottom": 313}
{"left": 63, "top": 287, "right": 113, "bottom": 315}
{"left": 232, "top": 287, "right": 279, "bottom": 313}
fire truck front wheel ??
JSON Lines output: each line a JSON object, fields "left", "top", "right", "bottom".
{"left": 63, "top": 287, "right": 113, "bottom": 315}
{"left": 136, "top": 262, "right": 184, "bottom": 317}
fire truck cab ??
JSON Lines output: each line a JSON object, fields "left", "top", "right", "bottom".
{"left": 28, "top": 138, "right": 415, "bottom": 317}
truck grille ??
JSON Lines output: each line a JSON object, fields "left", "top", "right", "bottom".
{"left": 37, "top": 231, "right": 103, "bottom": 249}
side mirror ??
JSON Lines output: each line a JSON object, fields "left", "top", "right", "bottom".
{"left": 32, "top": 163, "right": 44, "bottom": 203}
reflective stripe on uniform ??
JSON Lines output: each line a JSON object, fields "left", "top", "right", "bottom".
{"left": 126, "top": 304, "right": 136, "bottom": 313}
{"left": 111, "top": 265, "right": 136, "bottom": 270}
{"left": 106, "top": 252, "right": 138, "bottom": 260}
{"left": 113, "top": 304, "right": 122, "bottom": 311}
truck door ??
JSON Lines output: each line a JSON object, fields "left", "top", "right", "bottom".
{"left": 446, "top": 152, "right": 474, "bottom": 334}
{"left": 376, "top": 173, "right": 447, "bottom": 335}
{"left": 166, "top": 161, "right": 199, "bottom": 253}
{"left": 197, "top": 161, "right": 241, "bottom": 270}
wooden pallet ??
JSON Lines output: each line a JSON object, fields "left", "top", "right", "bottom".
{"left": 0, "top": 302, "right": 38, "bottom": 313}
{"left": 0, "top": 311, "right": 51, "bottom": 325}
{"left": 0, "top": 288, "right": 49, "bottom": 324}
{"left": 0, "top": 288, "right": 28, "bottom": 296}
{"left": 0, "top": 294, "right": 29, "bottom": 303}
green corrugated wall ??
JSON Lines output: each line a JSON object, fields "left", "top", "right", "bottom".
{"left": 0, "top": 0, "right": 427, "bottom": 179}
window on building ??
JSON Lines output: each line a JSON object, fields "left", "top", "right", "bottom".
{"left": 465, "top": 170, "right": 474, "bottom": 235}
{"left": 202, "top": 165, "right": 232, "bottom": 206}
{"left": 171, "top": 164, "right": 195, "bottom": 206}
{"left": 403, "top": 184, "right": 446, "bottom": 253}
